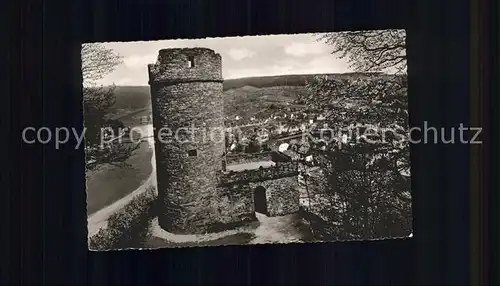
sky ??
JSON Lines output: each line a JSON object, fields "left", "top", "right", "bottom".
{"left": 89, "top": 33, "right": 354, "bottom": 86}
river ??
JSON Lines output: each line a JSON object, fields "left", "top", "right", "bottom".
{"left": 86, "top": 109, "right": 155, "bottom": 216}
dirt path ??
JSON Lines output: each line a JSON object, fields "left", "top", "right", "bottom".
{"left": 147, "top": 211, "right": 314, "bottom": 248}
{"left": 250, "top": 212, "right": 312, "bottom": 244}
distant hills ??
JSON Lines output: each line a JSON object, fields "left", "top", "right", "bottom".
{"left": 106, "top": 73, "right": 385, "bottom": 120}
{"left": 222, "top": 73, "right": 382, "bottom": 90}
{"left": 110, "top": 86, "right": 151, "bottom": 111}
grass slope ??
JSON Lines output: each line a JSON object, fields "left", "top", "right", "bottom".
{"left": 107, "top": 73, "right": 384, "bottom": 119}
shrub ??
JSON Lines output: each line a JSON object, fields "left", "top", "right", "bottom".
{"left": 88, "top": 186, "right": 157, "bottom": 250}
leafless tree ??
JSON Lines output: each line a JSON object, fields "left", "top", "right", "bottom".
{"left": 82, "top": 43, "right": 140, "bottom": 172}
{"left": 317, "top": 29, "right": 407, "bottom": 73}
{"left": 82, "top": 43, "right": 123, "bottom": 84}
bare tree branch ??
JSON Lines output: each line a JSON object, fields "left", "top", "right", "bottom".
{"left": 81, "top": 43, "right": 136, "bottom": 173}
{"left": 81, "top": 43, "right": 123, "bottom": 85}
{"left": 317, "top": 29, "right": 407, "bottom": 73}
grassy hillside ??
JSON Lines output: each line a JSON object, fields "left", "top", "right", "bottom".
{"left": 223, "top": 85, "right": 308, "bottom": 121}
{"left": 111, "top": 86, "right": 151, "bottom": 111}
{"left": 108, "top": 85, "right": 305, "bottom": 122}
{"left": 106, "top": 73, "right": 384, "bottom": 120}
{"left": 222, "top": 73, "right": 382, "bottom": 90}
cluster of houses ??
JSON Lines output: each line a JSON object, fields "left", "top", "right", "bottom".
{"left": 223, "top": 111, "right": 331, "bottom": 154}
{"left": 140, "top": 115, "right": 152, "bottom": 124}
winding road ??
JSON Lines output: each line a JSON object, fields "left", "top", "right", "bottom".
{"left": 87, "top": 109, "right": 157, "bottom": 236}
{"left": 87, "top": 123, "right": 156, "bottom": 236}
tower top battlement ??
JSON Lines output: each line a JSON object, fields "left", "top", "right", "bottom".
{"left": 148, "top": 48, "right": 223, "bottom": 85}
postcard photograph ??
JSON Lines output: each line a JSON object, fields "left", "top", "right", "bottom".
{"left": 84, "top": 30, "right": 412, "bottom": 251}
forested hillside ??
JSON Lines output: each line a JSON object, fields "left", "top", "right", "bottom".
{"left": 105, "top": 73, "right": 383, "bottom": 120}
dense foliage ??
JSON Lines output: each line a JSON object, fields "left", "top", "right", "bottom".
{"left": 82, "top": 43, "right": 140, "bottom": 172}
{"left": 88, "top": 186, "right": 157, "bottom": 250}
{"left": 281, "top": 30, "right": 412, "bottom": 240}
{"left": 293, "top": 74, "right": 412, "bottom": 240}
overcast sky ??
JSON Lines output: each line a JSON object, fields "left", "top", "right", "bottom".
{"left": 90, "top": 33, "right": 354, "bottom": 86}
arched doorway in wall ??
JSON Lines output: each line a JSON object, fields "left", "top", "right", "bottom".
{"left": 253, "top": 186, "right": 268, "bottom": 215}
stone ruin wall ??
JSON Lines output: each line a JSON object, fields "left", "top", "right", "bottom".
{"left": 214, "top": 161, "right": 300, "bottom": 225}
{"left": 219, "top": 161, "right": 299, "bottom": 186}
{"left": 215, "top": 175, "right": 300, "bottom": 223}
{"left": 252, "top": 177, "right": 300, "bottom": 216}
{"left": 148, "top": 48, "right": 226, "bottom": 234}
{"left": 210, "top": 153, "right": 300, "bottom": 228}
{"left": 148, "top": 48, "right": 302, "bottom": 234}
{"left": 214, "top": 184, "right": 256, "bottom": 227}
{"left": 148, "top": 48, "right": 223, "bottom": 83}
{"left": 225, "top": 152, "right": 274, "bottom": 165}
{"left": 225, "top": 151, "right": 293, "bottom": 165}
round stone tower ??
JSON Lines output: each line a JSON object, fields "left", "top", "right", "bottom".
{"left": 148, "top": 48, "right": 225, "bottom": 234}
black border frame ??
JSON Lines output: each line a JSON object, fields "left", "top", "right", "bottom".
{"left": 6, "top": 0, "right": 494, "bottom": 284}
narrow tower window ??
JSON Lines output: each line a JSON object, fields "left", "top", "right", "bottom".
{"left": 188, "top": 149, "right": 197, "bottom": 157}
{"left": 187, "top": 56, "right": 195, "bottom": 68}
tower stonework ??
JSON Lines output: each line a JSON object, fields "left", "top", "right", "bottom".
{"left": 148, "top": 48, "right": 225, "bottom": 234}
